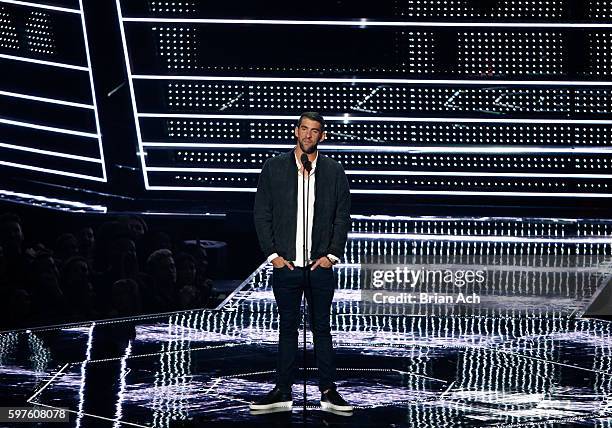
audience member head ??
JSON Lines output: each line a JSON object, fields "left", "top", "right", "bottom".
{"left": 110, "top": 279, "right": 142, "bottom": 316}
{"left": 117, "top": 215, "right": 148, "bottom": 241}
{"left": 61, "top": 256, "right": 95, "bottom": 320}
{"left": 109, "top": 236, "right": 139, "bottom": 277}
{"left": 61, "top": 256, "right": 90, "bottom": 289}
{"left": 55, "top": 233, "right": 79, "bottom": 263}
{"left": 0, "top": 212, "right": 24, "bottom": 257}
{"left": 30, "top": 250, "right": 61, "bottom": 294}
{"left": 146, "top": 248, "right": 176, "bottom": 287}
{"left": 175, "top": 252, "right": 197, "bottom": 288}
{"left": 180, "top": 242, "right": 209, "bottom": 278}
{"left": 76, "top": 226, "right": 95, "bottom": 257}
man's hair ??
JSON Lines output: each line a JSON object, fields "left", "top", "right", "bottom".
{"left": 297, "top": 112, "right": 325, "bottom": 132}
{"left": 146, "top": 248, "right": 173, "bottom": 272}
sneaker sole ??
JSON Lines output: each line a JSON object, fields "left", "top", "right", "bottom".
{"left": 250, "top": 408, "right": 293, "bottom": 416}
{"left": 320, "top": 400, "right": 353, "bottom": 412}
{"left": 249, "top": 401, "right": 293, "bottom": 411}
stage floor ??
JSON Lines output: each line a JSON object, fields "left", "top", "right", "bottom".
{"left": 2, "top": 217, "right": 612, "bottom": 427}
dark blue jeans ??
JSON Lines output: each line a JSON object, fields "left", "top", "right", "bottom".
{"left": 272, "top": 265, "right": 336, "bottom": 394}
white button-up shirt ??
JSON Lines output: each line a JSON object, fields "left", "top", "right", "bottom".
{"left": 293, "top": 151, "right": 317, "bottom": 266}
{"left": 267, "top": 150, "right": 340, "bottom": 267}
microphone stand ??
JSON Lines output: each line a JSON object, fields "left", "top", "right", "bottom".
{"left": 300, "top": 154, "right": 312, "bottom": 416}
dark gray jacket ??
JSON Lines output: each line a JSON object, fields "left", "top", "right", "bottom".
{"left": 253, "top": 150, "right": 351, "bottom": 262}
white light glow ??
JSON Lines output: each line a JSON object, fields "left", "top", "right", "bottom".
{"left": 0, "top": 141, "right": 103, "bottom": 162}
{"left": 351, "top": 189, "right": 611, "bottom": 197}
{"left": 0, "top": 189, "right": 107, "bottom": 212}
{"left": 345, "top": 170, "right": 612, "bottom": 179}
{"left": 0, "top": 117, "right": 99, "bottom": 138}
{"left": 348, "top": 232, "right": 612, "bottom": 243}
{"left": 132, "top": 74, "right": 612, "bottom": 87}
{"left": 147, "top": 185, "right": 257, "bottom": 192}
{"left": 79, "top": 0, "right": 107, "bottom": 182}
{"left": 141, "top": 142, "right": 612, "bottom": 155}
{"left": 26, "top": 363, "right": 69, "bottom": 402}
{"left": 143, "top": 185, "right": 611, "bottom": 198}
{"left": 349, "top": 214, "right": 583, "bottom": 222}
{"left": 75, "top": 323, "right": 94, "bottom": 428}
{"left": 144, "top": 166, "right": 612, "bottom": 179}
{"left": 137, "top": 113, "right": 612, "bottom": 125}
{"left": 0, "top": 159, "right": 105, "bottom": 181}
{"left": 0, "top": 52, "right": 88, "bottom": 71}
{"left": 142, "top": 142, "right": 295, "bottom": 149}
{"left": 0, "top": 0, "right": 80, "bottom": 14}
{"left": 145, "top": 167, "right": 260, "bottom": 173}
{"left": 121, "top": 17, "right": 612, "bottom": 29}
{"left": 0, "top": 90, "right": 94, "bottom": 109}
{"left": 115, "top": 0, "right": 149, "bottom": 189}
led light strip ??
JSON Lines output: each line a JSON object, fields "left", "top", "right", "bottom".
{"left": 0, "top": 52, "right": 88, "bottom": 71}
{"left": 0, "top": 0, "right": 80, "bottom": 14}
{"left": 137, "top": 113, "right": 612, "bottom": 125}
{"left": 347, "top": 170, "right": 612, "bottom": 179}
{"left": 144, "top": 167, "right": 612, "bottom": 179}
{"left": 351, "top": 189, "right": 612, "bottom": 197}
{"left": 0, "top": 117, "right": 98, "bottom": 138}
{"left": 26, "top": 363, "right": 69, "bottom": 402}
{"left": 147, "top": 185, "right": 256, "bottom": 192}
{"left": 146, "top": 167, "right": 259, "bottom": 173}
{"left": 347, "top": 233, "right": 612, "bottom": 242}
{"left": 143, "top": 211, "right": 226, "bottom": 217}
{"left": 348, "top": 214, "right": 589, "bottom": 222}
{"left": 132, "top": 74, "right": 612, "bottom": 86}
{"left": 335, "top": 262, "right": 607, "bottom": 272}
{"left": 0, "top": 189, "right": 107, "bottom": 211}
{"left": 143, "top": 185, "right": 611, "bottom": 197}
{"left": 0, "top": 90, "right": 94, "bottom": 109}
{"left": 0, "top": 141, "right": 103, "bottom": 162}
{"left": 142, "top": 142, "right": 612, "bottom": 155}
{"left": 79, "top": 0, "right": 107, "bottom": 182}
{"left": 0, "top": 160, "right": 105, "bottom": 181}
{"left": 144, "top": 142, "right": 294, "bottom": 149}
{"left": 121, "top": 17, "right": 612, "bottom": 28}
{"left": 116, "top": 0, "right": 149, "bottom": 188}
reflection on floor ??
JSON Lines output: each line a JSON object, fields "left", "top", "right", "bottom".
{"left": 2, "top": 216, "right": 612, "bottom": 427}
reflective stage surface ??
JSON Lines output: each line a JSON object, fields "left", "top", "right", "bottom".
{"left": 2, "top": 217, "right": 612, "bottom": 427}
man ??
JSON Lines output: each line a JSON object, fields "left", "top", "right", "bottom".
{"left": 251, "top": 112, "right": 352, "bottom": 413}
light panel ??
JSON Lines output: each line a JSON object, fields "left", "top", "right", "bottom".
{"left": 116, "top": 0, "right": 612, "bottom": 197}
{"left": 0, "top": 0, "right": 107, "bottom": 182}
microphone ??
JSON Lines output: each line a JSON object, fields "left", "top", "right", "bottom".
{"left": 300, "top": 153, "right": 312, "bottom": 173}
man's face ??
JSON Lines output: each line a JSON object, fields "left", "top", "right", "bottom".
{"left": 0, "top": 221, "right": 24, "bottom": 250}
{"left": 295, "top": 117, "right": 325, "bottom": 154}
{"left": 78, "top": 227, "right": 94, "bottom": 249}
{"left": 159, "top": 256, "right": 177, "bottom": 284}
{"left": 128, "top": 219, "right": 145, "bottom": 239}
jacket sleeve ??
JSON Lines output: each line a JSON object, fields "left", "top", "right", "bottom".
{"left": 253, "top": 159, "right": 277, "bottom": 258}
{"left": 327, "top": 164, "right": 351, "bottom": 260}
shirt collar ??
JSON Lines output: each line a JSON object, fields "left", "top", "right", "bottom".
{"left": 294, "top": 150, "right": 318, "bottom": 172}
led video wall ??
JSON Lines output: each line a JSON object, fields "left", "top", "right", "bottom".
{"left": 0, "top": 0, "right": 105, "bottom": 182}
{"left": 116, "top": 0, "right": 612, "bottom": 197}
{"left": 2, "top": 0, "right": 612, "bottom": 199}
